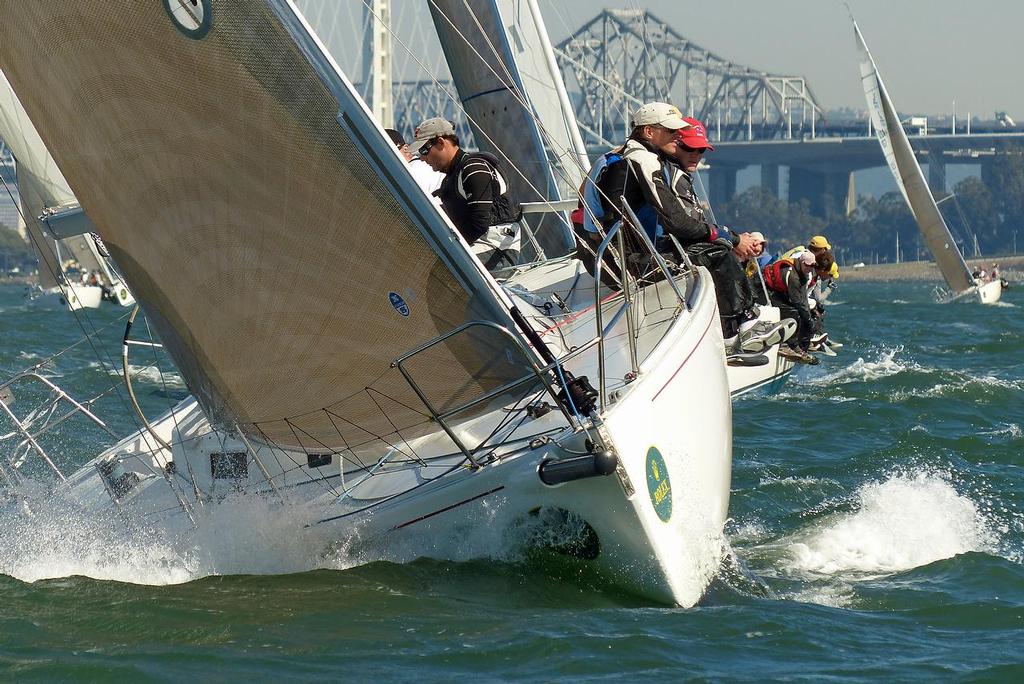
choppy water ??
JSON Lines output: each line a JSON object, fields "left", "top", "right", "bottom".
{"left": 0, "top": 281, "right": 1021, "bottom": 681}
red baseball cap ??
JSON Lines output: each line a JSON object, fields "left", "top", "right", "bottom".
{"left": 676, "top": 117, "right": 715, "bottom": 151}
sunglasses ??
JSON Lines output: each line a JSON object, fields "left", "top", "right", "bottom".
{"left": 418, "top": 138, "right": 437, "bottom": 157}
{"left": 677, "top": 143, "right": 705, "bottom": 154}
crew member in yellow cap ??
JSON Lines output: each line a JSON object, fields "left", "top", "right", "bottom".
{"left": 781, "top": 234, "right": 832, "bottom": 262}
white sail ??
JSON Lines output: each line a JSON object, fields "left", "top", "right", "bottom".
{"left": 496, "top": 0, "right": 589, "bottom": 197}
{"left": 0, "top": 70, "right": 70, "bottom": 289}
{"left": 0, "top": 0, "right": 531, "bottom": 451}
{"left": 428, "top": 0, "right": 580, "bottom": 253}
{"left": 854, "top": 20, "right": 974, "bottom": 293}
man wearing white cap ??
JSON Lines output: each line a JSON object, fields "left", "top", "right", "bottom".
{"left": 413, "top": 117, "right": 522, "bottom": 270}
{"left": 579, "top": 102, "right": 780, "bottom": 350}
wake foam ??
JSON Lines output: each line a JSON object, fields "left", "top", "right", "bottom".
{"left": 806, "top": 346, "right": 916, "bottom": 385}
{"left": 785, "top": 472, "right": 997, "bottom": 576}
{"left": 101, "top": 362, "right": 186, "bottom": 388}
{"left": 0, "top": 486, "right": 346, "bottom": 585}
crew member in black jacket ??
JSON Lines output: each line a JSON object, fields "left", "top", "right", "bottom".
{"left": 413, "top": 117, "right": 522, "bottom": 271}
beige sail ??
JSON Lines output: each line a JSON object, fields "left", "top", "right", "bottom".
{"left": 0, "top": 70, "right": 115, "bottom": 289}
{"left": 0, "top": 0, "right": 529, "bottom": 451}
{"left": 854, "top": 20, "right": 974, "bottom": 293}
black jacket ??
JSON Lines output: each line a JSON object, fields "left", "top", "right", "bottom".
{"left": 595, "top": 140, "right": 735, "bottom": 248}
{"left": 436, "top": 150, "right": 521, "bottom": 244}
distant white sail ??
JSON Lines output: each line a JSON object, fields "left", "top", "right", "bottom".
{"left": 0, "top": 69, "right": 114, "bottom": 289}
{"left": 429, "top": 0, "right": 581, "bottom": 253}
{"left": 854, "top": 20, "right": 974, "bottom": 294}
{"left": 0, "top": 70, "right": 70, "bottom": 289}
{"left": 0, "top": 0, "right": 531, "bottom": 451}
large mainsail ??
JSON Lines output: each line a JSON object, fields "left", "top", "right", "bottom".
{"left": 854, "top": 20, "right": 974, "bottom": 293}
{"left": 428, "top": 0, "right": 582, "bottom": 253}
{"left": 0, "top": 0, "right": 529, "bottom": 451}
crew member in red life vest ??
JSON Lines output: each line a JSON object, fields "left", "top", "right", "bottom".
{"left": 763, "top": 251, "right": 820, "bottom": 364}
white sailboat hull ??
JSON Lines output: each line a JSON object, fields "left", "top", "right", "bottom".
{"left": 976, "top": 280, "right": 1003, "bottom": 304}
{"left": 48, "top": 266, "right": 731, "bottom": 606}
{"left": 726, "top": 304, "right": 795, "bottom": 397}
{"left": 28, "top": 284, "right": 104, "bottom": 310}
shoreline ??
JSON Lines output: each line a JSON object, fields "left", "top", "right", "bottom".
{"left": 834, "top": 255, "right": 1024, "bottom": 282}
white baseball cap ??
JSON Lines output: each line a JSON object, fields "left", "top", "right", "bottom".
{"left": 630, "top": 102, "right": 689, "bottom": 130}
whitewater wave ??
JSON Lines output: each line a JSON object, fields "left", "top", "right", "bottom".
{"left": 783, "top": 471, "right": 998, "bottom": 577}
{"left": 104, "top": 363, "right": 186, "bottom": 388}
{"left": 0, "top": 487, "right": 340, "bottom": 585}
{"left": 890, "top": 372, "right": 1023, "bottom": 401}
{"left": 805, "top": 346, "right": 919, "bottom": 385}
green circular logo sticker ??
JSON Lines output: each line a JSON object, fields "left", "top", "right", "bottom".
{"left": 645, "top": 446, "right": 672, "bottom": 522}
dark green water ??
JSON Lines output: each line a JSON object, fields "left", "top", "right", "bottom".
{"left": 1, "top": 282, "right": 1021, "bottom": 681}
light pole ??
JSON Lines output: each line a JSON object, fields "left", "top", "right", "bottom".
{"left": 1014, "top": 230, "right": 1018, "bottom": 256}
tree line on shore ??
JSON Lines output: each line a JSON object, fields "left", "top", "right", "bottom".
{"left": 717, "top": 143, "right": 1024, "bottom": 265}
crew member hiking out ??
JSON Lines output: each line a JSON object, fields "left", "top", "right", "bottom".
{"left": 581, "top": 103, "right": 787, "bottom": 353}
{"left": 413, "top": 117, "right": 522, "bottom": 271}
{"left": 665, "top": 115, "right": 790, "bottom": 352}
{"left": 763, "top": 251, "right": 820, "bottom": 365}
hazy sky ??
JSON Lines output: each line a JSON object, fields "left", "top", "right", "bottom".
{"left": 296, "top": 1, "right": 1020, "bottom": 119}
{"left": 539, "top": 0, "right": 1021, "bottom": 118}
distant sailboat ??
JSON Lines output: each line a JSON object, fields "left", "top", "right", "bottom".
{"left": 853, "top": 18, "right": 1002, "bottom": 304}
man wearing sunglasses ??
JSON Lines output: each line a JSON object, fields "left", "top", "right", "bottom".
{"left": 412, "top": 117, "right": 522, "bottom": 270}
{"left": 663, "top": 117, "right": 788, "bottom": 352}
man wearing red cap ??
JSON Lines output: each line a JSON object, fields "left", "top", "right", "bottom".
{"left": 664, "top": 116, "right": 780, "bottom": 349}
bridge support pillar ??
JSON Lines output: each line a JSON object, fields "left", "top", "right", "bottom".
{"left": 709, "top": 165, "right": 738, "bottom": 206}
{"left": 760, "top": 164, "right": 780, "bottom": 198}
{"left": 789, "top": 167, "right": 852, "bottom": 219}
{"left": 928, "top": 151, "right": 946, "bottom": 194}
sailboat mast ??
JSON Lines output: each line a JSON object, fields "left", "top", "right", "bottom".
{"left": 361, "top": 0, "right": 393, "bottom": 128}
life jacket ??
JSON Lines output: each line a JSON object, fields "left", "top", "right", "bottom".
{"left": 460, "top": 151, "right": 522, "bottom": 225}
{"left": 579, "top": 145, "right": 669, "bottom": 244}
{"left": 763, "top": 259, "right": 794, "bottom": 293}
{"left": 438, "top": 151, "right": 522, "bottom": 233}
{"left": 580, "top": 150, "right": 624, "bottom": 234}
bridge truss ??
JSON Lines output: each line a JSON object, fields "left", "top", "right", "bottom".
{"left": 554, "top": 9, "right": 824, "bottom": 145}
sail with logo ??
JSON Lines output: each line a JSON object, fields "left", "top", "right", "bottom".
{"left": 0, "top": 0, "right": 532, "bottom": 451}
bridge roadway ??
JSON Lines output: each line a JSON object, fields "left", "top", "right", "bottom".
{"left": 705, "top": 131, "right": 1024, "bottom": 216}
